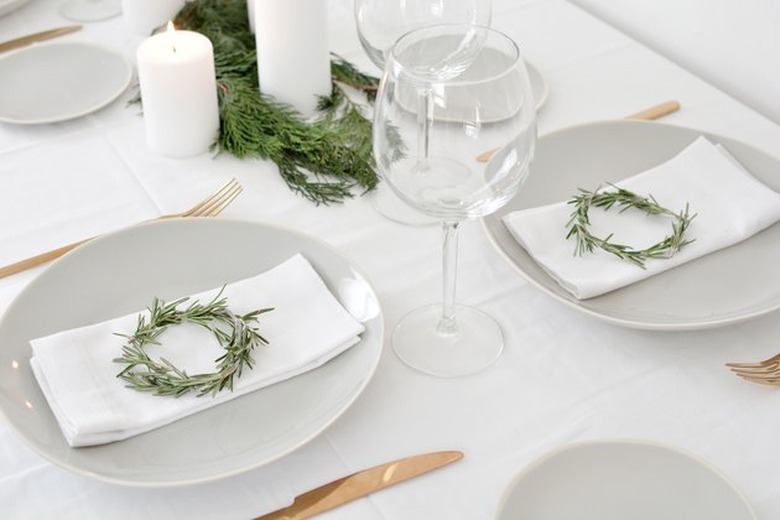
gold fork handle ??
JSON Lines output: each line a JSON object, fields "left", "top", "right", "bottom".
{"left": 0, "top": 215, "right": 172, "bottom": 278}
{"left": 0, "top": 237, "right": 92, "bottom": 279}
{"left": 0, "top": 209, "right": 193, "bottom": 279}
{"left": 0, "top": 179, "right": 242, "bottom": 279}
{"left": 0, "top": 214, "right": 180, "bottom": 278}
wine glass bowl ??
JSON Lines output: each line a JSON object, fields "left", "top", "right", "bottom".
{"left": 355, "top": 0, "right": 493, "bottom": 225}
{"left": 373, "top": 24, "right": 536, "bottom": 377}
{"left": 355, "top": 0, "right": 493, "bottom": 70}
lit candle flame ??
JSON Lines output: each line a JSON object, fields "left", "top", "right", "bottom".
{"left": 166, "top": 21, "right": 177, "bottom": 54}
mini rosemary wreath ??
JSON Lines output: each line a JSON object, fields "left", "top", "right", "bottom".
{"left": 565, "top": 184, "right": 696, "bottom": 268}
{"left": 113, "top": 290, "right": 273, "bottom": 397}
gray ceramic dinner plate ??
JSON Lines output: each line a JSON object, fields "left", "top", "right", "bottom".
{"left": 496, "top": 440, "right": 755, "bottom": 519}
{"left": 0, "top": 218, "right": 383, "bottom": 487}
{"left": 483, "top": 120, "right": 780, "bottom": 330}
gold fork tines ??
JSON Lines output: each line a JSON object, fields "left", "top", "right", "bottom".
{"left": 162, "top": 178, "right": 243, "bottom": 219}
{"left": 0, "top": 179, "right": 243, "bottom": 279}
{"left": 726, "top": 352, "right": 780, "bottom": 386}
{"left": 192, "top": 179, "right": 243, "bottom": 216}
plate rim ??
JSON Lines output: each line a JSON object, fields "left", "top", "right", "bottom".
{"left": 495, "top": 438, "right": 757, "bottom": 519}
{"left": 0, "top": 40, "right": 133, "bottom": 125}
{"left": 0, "top": 217, "right": 384, "bottom": 487}
{"left": 482, "top": 119, "right": 780, "bottom": 330}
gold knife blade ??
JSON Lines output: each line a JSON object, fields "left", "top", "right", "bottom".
{"left": 0, "top": 25, "right": 82, "bottom": 54}
{"left": 256, "top": 450, "right": 464, "bottom": 519}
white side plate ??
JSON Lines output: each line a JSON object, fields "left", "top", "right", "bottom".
{"left": 0, "top": 41, "right": 132, "bottom": 124}
{"left": 496, "top": 440, "right": 755, "bottom": 520}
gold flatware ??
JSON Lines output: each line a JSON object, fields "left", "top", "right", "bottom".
{"left": 256, "top": 450, "right": 464, "bottom": 519}
{"left": 625, "top": 100, "right": 681, "bottom": 121}
{"left": 0, "top": 178, "right": 242, "bottom": 279}
{"left": 476, "top": 100, "right": 682, "bottom": 162}
{"left": 727, "top": 352, "right": 780, "bottom": 385}
{"left": 0, "top": 25, "right": 82, "bottom": 54}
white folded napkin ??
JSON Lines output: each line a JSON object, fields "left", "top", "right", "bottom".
{"left": 503, "top": 136, "right": 780, "bottom": 299}
{"left": 30, "top": 254, "right": 366, "bottom": 447}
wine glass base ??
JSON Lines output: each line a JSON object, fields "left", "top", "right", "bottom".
{"left": 392, "top": 303, "right": 503, "bottom": 377}
{"left": 371, "top": 183, "right": 437, "bottom": 227}
{"left": 59, "top": 0, "right": 122, "bottom": 22}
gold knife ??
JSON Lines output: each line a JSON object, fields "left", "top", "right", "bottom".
{"left": 256, "top": 450, "right": 464, "bottom": 519}
{"left": 625, "top": 100, "right": 681, "bottom": 121}
{"left": 476, "top": 99, "right": 682, "bottom": 162}
{"left": 0, "top": 25, "right": 82, "bottom": 54}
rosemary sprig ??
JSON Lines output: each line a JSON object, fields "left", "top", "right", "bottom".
{"left": 565, "top": 184, "right": 696, "bottom": 268}
{"left": 113, "top": 290, "right": 273, "bottom": 397}
{"left": 168, "top": 0, "right": 379, "bottom": 205}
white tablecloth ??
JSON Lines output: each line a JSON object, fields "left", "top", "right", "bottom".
{"left": 569, "top": 0, "right": 780, "bottom": 126}
{"left": 2, "top": 0, "right": 780, "bottom": 518}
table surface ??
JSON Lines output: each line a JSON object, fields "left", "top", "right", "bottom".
{"left": 2, "top": 0, "right": 780, "bottom": 519}
{"left": 569, "top": 0, "right": 780, "bottom": 127}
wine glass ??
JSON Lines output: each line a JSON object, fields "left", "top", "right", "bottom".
{"left": 60, "top": 0, "right": 121, "bottom": 22}
{"left": 355, "top": 0, "right": 492, "bottom": 226}
{"left": 373, "top": 24, "right": 536, "bottom": 377}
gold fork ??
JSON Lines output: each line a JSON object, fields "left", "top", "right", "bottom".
{"left": 0, "top": 178, "right": 243, "bottom": 279}
{"left": 726, "top": 353, "right": 780, "bottom": 386}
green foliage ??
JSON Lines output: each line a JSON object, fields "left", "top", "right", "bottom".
{"left": 114, "top": 290, "right": 273, "bottom": 397}
{"left": 173, "top": 0, "right": 380, "bottom": 204}
{"left": 565, "top": 184, "right": 696, "bottom": 268}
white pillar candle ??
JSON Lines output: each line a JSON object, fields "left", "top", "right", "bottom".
{"left": 122, "top": 0, "right": 186, "bottom": 35}
{"left": 247, "top": 0, "right": 256, "bottom": 33}
{"left": 136, "top": 25, "right": 220, "bottom": 158}
{"left": 254, "top": 0, "right": 331, "bottom": 118}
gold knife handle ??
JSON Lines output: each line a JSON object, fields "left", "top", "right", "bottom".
{"left": 0, "top": 237, "right": 92, "bottom": 279}
{"left": 257, "top": 466, "right": 409, "bottom": 520}
{"left": 255, "top": 476, "right": 351, "bottom": 520}
{"left": 255, "top": 450, "right": 464, "bottom": 520}
{"left": 625, "top": 100, "right": 680, "bottom": 121}
{"left": 476, "top": 100, "right": 682, "bottom": 162}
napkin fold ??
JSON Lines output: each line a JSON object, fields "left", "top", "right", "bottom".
{"left": 503, "top": 137, "right": 780, "bottom": 299}
{"left": 30, "top": 254, "right": 366, "bottom": 447}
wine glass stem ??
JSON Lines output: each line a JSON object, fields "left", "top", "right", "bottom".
{"left": 438, "top": 221, "right": 460, "bottom": 335}
{"left": 417, "top": 89, "right": 433, "bottom": 162}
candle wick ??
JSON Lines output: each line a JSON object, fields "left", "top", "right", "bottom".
{"left": 172, "top": 45, "right": 177, "bottom": 54}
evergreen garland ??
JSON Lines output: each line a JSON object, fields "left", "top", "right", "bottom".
{"left": 172, "top": 0, "right": 379, "bottom": 205}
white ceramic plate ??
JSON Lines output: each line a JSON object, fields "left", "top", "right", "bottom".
{"left": 496, "top": 440, "right": 755, "bottom": 520}
{"left": 0, "top": 218, "right": 383, "bottom": 487}
{"left": 483, "top": 121, "right": 780, "bottom": 330}
{"left": 0, "top": 41, "right": 132, "bottom": 124}
{"left": 0, "top": 0, "right": 31, "bottom": 17}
